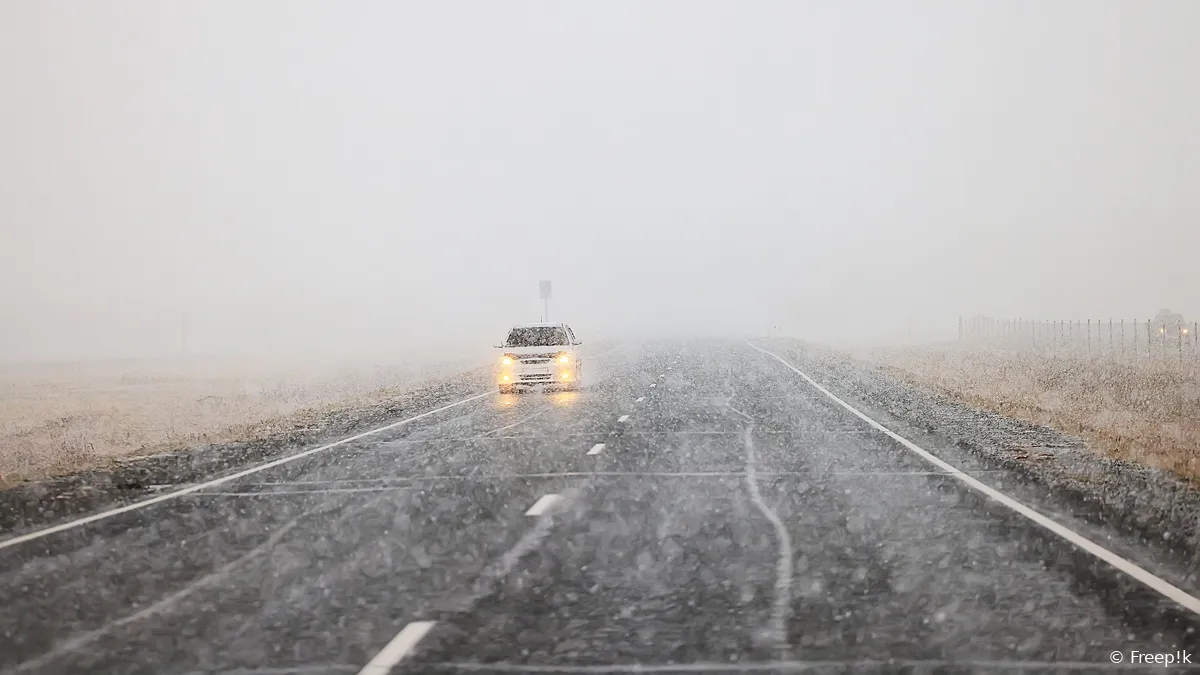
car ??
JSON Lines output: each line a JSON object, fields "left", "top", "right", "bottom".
{"left": 494, "top": 322, "right": 584, "bottom": 393}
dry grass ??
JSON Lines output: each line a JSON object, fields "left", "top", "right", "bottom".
{"left": 0, "top": 354, "right": 482, "bottom": 484}
{"left": 855, "top": 345, "right": 1200, "bottom": 481}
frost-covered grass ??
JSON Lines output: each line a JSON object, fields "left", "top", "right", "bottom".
{"left": 0, "top": 354, "right": 484, "bottom": 484}
{"left": 858, "top": 344, "right": 1200, "bottom": 481}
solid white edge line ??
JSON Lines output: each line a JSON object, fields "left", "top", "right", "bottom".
{"left": 746, "top": 340, "right": 1200, "bottom": 617}
{"left": 525, "top": 494, "right": 562, "bottom": 516}
{"left": 587, "top": 443, "right": 605, "bottom": 455}
{"left": 0, "top": 392, "right": 494, "bottom": 552}
{"left": 617, "top": 415, "right": 630, "bottom": 422}
{"left": 357, "top": 620, "right": 437, "bottom": 674}
{"left": 635, "top": 396, "right": 645, "bottom": 403}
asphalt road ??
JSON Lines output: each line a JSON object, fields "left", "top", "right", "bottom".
{"left": 1, "top": 341, "right": 1198, "bottom": 674}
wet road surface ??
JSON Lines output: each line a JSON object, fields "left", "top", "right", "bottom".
{"left": 1, "top": 341, "right": 1198, "bottom": 674}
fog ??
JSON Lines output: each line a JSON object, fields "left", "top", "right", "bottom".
{"left": 2, "top": 1, "right": 1197, "bottom": 362}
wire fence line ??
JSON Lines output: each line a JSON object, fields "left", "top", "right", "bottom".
{"left": 958, "top": 315, "right": 1200, "bottom": 366}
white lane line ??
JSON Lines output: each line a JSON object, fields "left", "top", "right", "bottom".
{"left": 357, "top": 620, "right": 437, "bottom": 674}
{"left": 525, "top": 494, "right": 562, "bottom": 516}
{"left": 746, "top": 340, "right": 1200, "bottom": 617}
{"left": 649, "top": 383, "right": 657, "bottom": 388}
{"left": 185, "top": 487, "right": 422, "bottom": 497}
{"left": 229, "top": 469, "right": 1010, "bottom": 490}
{"left": 728, "top": 405, "right": 793, "bottom": 655}
{"left": 587, "top": 443, "right": 606, "bottom": 455}
{"left": 635, "top": 396, "right": 645, "bottom": 403}
{"left": 0, "top": 391, "right": 494, "bottom": 552}
{"left": 413, "top": 659, "right": 1159, "bottom": 672}
{"left": 617, "top": 415, "right": 630, "bottom": 423}
{"left": 479, "top": 408, "right": 549, "bottom": 436}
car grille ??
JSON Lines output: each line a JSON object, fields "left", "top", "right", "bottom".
{"left": 518, "top": 374, "right": 553, "bottom": 382}
{"left": 520, "top": 358, "right": 551, "bottom": 365}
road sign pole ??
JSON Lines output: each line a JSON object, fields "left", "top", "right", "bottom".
{"left": 538, "top": 280, "right": 552, "bottom": 322}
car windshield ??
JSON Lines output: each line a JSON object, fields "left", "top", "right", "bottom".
{"left": 505, "top": 327, "right": 568, "bottom": 347}
{"left": 13, "top": 5, "right": 1196, "bottom": 671}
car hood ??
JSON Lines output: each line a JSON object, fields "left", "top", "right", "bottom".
{"left": 500, "top": 346, "right": 572, "bottom": 357}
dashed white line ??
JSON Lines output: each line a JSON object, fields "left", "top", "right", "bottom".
{"left": 441, "top": 488, "right": 581, "bottom": 616}
{"left": 357, "top": 620, "right": 437, "bottom": 674}
{"left": 587, "top": 443, "right": 606, "bottom": 455}
{"left": 0, "top": 391, "right": 494, "bottom": 552}
{"left": 649, "top": 383, "right": 657, "bottom": 388}
{"left": 635, "top": 396, "right": 645, "bottom": 403}
{"left": 525, "top": 494, "right": 562, "bottom": 516}
{"left": 747, "top": 340, "right": 1200, "bottom": 617}
{"left": 617, "top": 415, "right": 630, "bottom": 423}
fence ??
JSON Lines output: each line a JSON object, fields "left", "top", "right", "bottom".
{"left": 958, "top": 315, "right": 1200, "bottom": 366}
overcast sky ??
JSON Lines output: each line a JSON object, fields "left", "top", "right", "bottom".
{"left": 2, "top": 1, "right": 1197, "bottom": 360}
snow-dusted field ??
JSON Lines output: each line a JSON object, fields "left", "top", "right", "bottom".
{"left": 0, "top": 353, "right": 486, "bottom": 483}
{"left": 855, "top": 344, "right": 1200, "bottom": 481}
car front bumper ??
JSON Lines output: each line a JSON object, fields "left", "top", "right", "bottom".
{"left": 498, "top": 361, "right": 578, "bottom": 388}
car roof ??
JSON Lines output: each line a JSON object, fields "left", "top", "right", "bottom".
{"left": 511, "top": 322, "right": 568, "bottom": 328}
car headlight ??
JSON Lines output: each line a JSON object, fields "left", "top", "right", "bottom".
{"left": 501, "top": 354, "right": 517, "bottom": 365}
{"left": 557, "top": 353, "right": 570, "bottom": 364}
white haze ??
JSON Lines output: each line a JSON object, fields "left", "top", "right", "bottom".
{"left": 2, "top": 1, "right": 1197, "bottom": 362}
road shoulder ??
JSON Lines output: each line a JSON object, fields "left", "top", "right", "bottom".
{"left": 763, "top": 338, "right": 1200, "bottom": 585}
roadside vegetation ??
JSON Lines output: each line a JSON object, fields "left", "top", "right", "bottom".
{"left": 858, "top": 345, "right": 1200, "bottom": 482}
{"left": 0, "top": 355, "right": 482, "bottom": 485}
